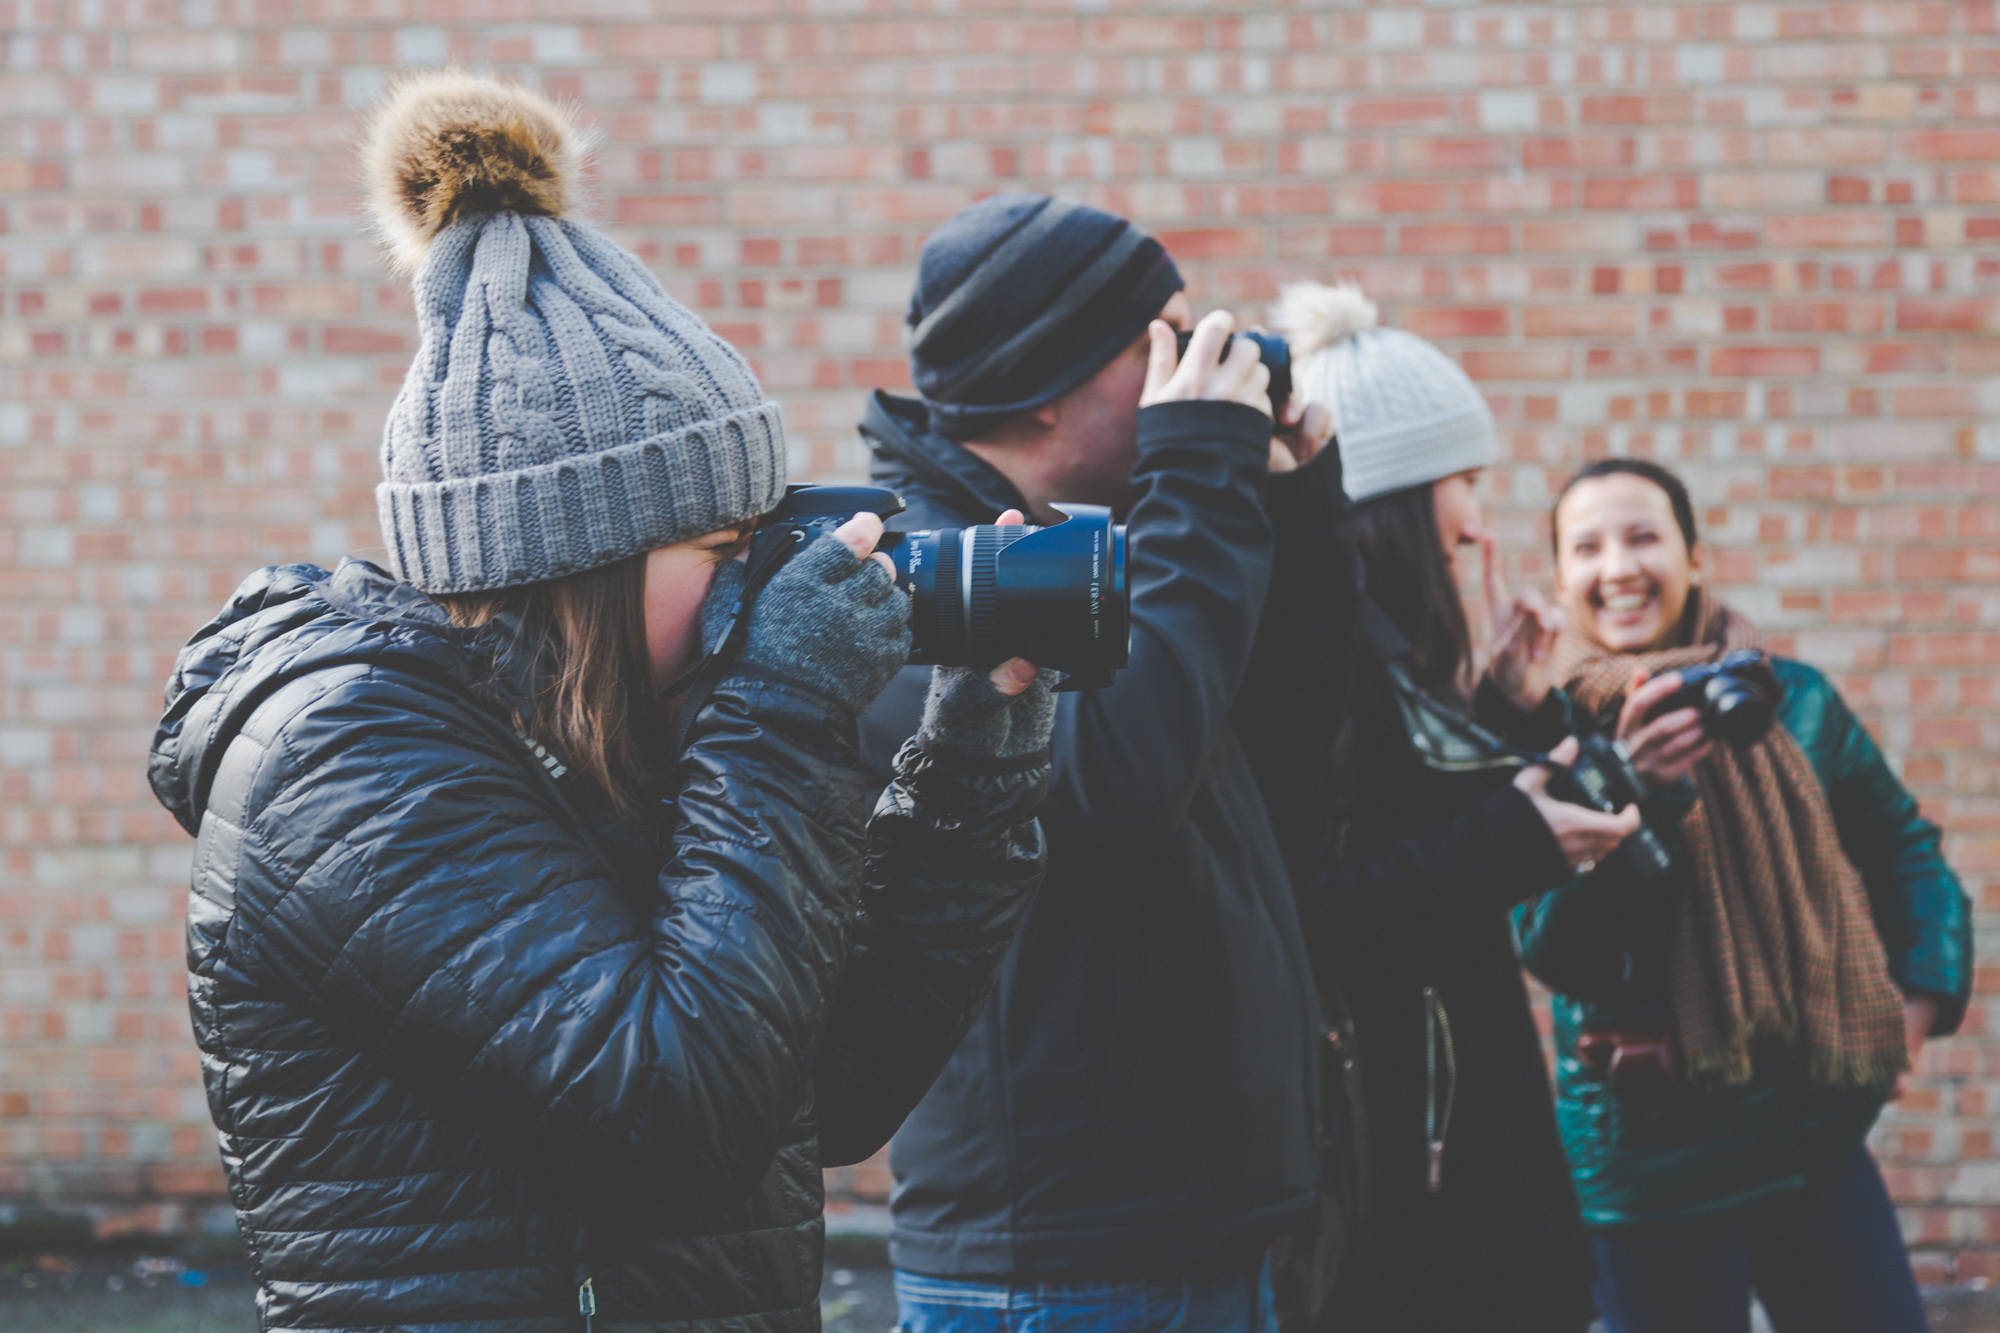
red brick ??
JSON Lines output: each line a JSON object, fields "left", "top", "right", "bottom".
{"left": 1152, "top": 228, "right": 1263, "bottom": 260}
{"left": 1400, "top": 306, "right": 1510, "bottom": 339}
{"left": 1523, "top": 305, "right": 1638, "bottom": 337}
{"left": 1899, "top": 300, "right": 1999, "bottom": 332}
{"left": 1344, "top": 97, "right": 1454, "bottom": 129}
{"left": 1711, "top": 346, "right": 1822, "bottom": 376}
{"left": 1897, "top": 129, "right": 2000, "bottom": 161}
{"left": 1583, "top": 177, "right": 1699, "bottom": 210}
{"left": 1397, "top": 223, "right": 1511, "bottom": 254}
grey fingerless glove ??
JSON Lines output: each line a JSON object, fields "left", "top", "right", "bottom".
{"left": 918, "top": 663, "right": 1060, "bottom": 768}
{"left": 700, "top": 535, "right": 912, "bottom": 716}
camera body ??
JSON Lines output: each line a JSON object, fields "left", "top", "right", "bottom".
{"left": 760, "top": 485, "right": 1130, "bottom": 689}
{"left": 1175, "top": 329, "right": 1293, "bottom": 411}
{"left": 1536, "top": 653, "right": 1782, "bottom": 881}
{"left": 1541, "top": 733, "right": 1674, "bottom": 880}
{"left": 1645, "top": 649, "right": 1782, "bottom": 745}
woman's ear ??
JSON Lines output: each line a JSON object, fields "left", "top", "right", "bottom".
{"left": 1688, "top": 541, "right": 1705, "bottom": 585}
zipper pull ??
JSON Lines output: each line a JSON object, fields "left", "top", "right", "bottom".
{"left": 579, "top": 1277, "right": 596, "bottom": 1333}
{"left": 1427, "top": 1138, "right": 1445, "bottom": 1193}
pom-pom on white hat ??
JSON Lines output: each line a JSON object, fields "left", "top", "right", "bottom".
{"left": 1274, "top": 281, "right": 1497, "bottom": 505}
{"left": 361, "top": 72, "right": 786, "bottom": 593}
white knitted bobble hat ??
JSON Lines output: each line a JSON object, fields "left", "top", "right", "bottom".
{"left": 1274, "top": 282, "right": 1497, "bottom": 504}
{"left": 361, "top": 72, "right": 786, "bottom": 593}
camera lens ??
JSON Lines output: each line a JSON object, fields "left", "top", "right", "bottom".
{"left": 883, "top": 506, "right": 1129, "bottom": 687}
{"left": 1703, "top": 682, "right": 1775, "bottom": 745}
{"left": 762, "top": 484, "right": 1131, "bottom": 687}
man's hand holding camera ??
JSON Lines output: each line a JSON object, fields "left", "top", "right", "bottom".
{"left": 1142, "top": 310, "right": 1270, "bottom": 413}
{"left": 1140, "top": 310, "right": 1333, "bottom": 474}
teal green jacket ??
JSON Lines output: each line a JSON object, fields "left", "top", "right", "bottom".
{"left": 1508, "top": 658, "right": 1973, "bottom": 1229}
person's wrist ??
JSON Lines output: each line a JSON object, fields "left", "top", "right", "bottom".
{"left": 1135, "top": 399, "right": 1272, "bottom": 459}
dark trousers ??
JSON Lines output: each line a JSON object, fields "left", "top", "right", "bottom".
{"left": 1592, "top": 1144, "right": 1929, "bottom": 1333}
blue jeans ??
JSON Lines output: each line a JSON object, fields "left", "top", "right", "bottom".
{"left": 893, "top": 1254, "right": 1277, "bottom": 1333}
{"left": 1592, "top": 1144, "right": 1929, "bottom": 1333}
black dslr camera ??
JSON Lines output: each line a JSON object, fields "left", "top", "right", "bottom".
{"left": 1540, "top": 735, "right": 1674, "bottom": 880}
{"left": 1644, "top": 650, "right": 1781, "bottom": 745}
{"left": 758, "top": 484, "right": 1130, "bottom": 690}
{"left": 1540, "top": 651, "right": 1784, "bottom": 880}
{"left": 1175, "top": 329, "right": 1293, "bottom": 411}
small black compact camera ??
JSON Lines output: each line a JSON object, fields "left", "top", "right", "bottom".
{"left": 1175, "top": 328, "right": 1293, "bottom": 412}
{"left": 759, "top": 484, "right": 1130, "bottom": 689}
{"left": 1645, "top": 650, "right": 1782, "bottom": 745}
{"left": 1541, "top": 734, "right": 1674, "bottom": 880}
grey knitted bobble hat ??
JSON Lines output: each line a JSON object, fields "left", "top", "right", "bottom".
{"left": 1275, "top": 282, "right": 1497, "bottom": 505}
{"left": 362, "top": 72, "right": 785, "bottom": 593}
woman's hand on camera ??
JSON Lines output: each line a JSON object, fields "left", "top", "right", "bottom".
{"left": 1617, "top": 667, "right": 1714, "bottom": 788}
{"left": 724, "top": 513, "right": 910, "bottom": 716}
{"left": 1140, "top": 310, "right": 1272, "bottom": 418}
{"left": 1481, "top": 535, "right": 1563, "bottom": 712}
{"left": 1268, "top": 399, "right": 1333, "bottom": 474}
{"left": 830, "top": 512, "right": 898, "bottom": 581}
{"left": 1515, "top": 737, "right": 1643, "bottom": 871}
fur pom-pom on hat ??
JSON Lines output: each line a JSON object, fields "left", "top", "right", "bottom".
{"left": 362, "top": 72, "right": 786, "bottom": 595}
{"left": 362, "top": 71, "right": 585, "bottom": 276}
{"left": 1272, "top": 281, "right": 1380, "bottom": 359}
{"left": 1280, "top": 279, "right": 1496, "bottom": 504}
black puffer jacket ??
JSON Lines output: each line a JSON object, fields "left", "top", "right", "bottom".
{"left": 147, "top": 559, "right": 1050, "bottom": 1333}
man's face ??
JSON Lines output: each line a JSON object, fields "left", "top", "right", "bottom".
{"left": 1043, "top": 291, "right": 1192, "bottom": 515}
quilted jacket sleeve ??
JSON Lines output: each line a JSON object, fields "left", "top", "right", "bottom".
{"left": 210, "top": 659, "right": 873, "bottom": 1211}
{"left": 813, "top": 741, "right": 1050, "bottom": 1166}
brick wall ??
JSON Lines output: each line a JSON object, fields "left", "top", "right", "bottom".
{"left": 3, "top": 0, "right": 1997, "bottom": 1278}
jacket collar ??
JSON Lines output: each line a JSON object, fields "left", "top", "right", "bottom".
{"left": 152, "top": 560, "right": 541, "bottom": 831}
{"left": 861, "top": 390, "right": 1030, "bottom": 522}
{"left": 312, "top": 559, "right": 546, "bottom": 711}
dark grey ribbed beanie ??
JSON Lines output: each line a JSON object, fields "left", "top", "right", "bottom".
{"left": 364, "top": 73, "right": 785, "bottom": 593}
{"left": 907, "top": 194, "right": 1184, "bottom": 440}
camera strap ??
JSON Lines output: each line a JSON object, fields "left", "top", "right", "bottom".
{"left": 1383, "top": 659, "right": 1540, "bottom": 773}
{"left": 661, "top": 526, "right": 807, "bottom": 760}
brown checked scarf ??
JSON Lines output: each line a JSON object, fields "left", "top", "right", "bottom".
{"left": 1552, "top": 589, "right": 1907, "bottom": 1088}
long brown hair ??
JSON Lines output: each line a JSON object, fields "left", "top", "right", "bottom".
{"left": 1354, "top": 483, "right": 1474, "bottom": 698}
{"left": 436, "top": 553, "right": 657, "bottom": 813}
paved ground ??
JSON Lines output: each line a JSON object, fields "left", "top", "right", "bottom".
{"left": 0, "top": 1270, "right": 256, "bottom": 1333}
{"left": 4, "top": 1258, "right": 1997, "bottom": 1332}
{"left": 0, "top": 1259, "right": 903, "bottom": 1333}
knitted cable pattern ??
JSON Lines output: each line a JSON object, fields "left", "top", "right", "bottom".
{"left": 376, "top": 212, "right": 786, "bottom": 593}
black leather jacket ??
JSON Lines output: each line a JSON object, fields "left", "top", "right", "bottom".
{"left": 147, "top": 559, "right": 1049, "bottom": 1332}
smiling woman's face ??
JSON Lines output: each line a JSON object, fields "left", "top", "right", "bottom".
{"left": 1554, "top": 473, "right": 1703, "bottom": 653}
